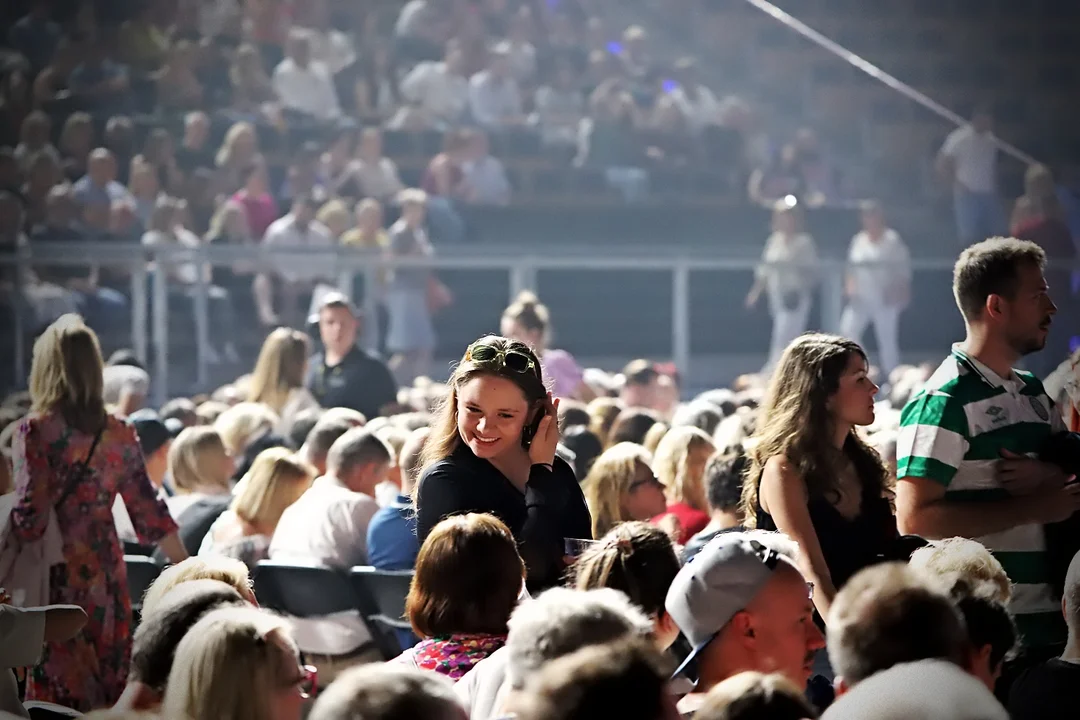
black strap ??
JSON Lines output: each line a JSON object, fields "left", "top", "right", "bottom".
{"left": 56, "top": 423, "right": 105, "bottom": 508}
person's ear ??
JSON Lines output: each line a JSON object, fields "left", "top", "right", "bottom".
{"left": 730, "top": 610, "right": 754, "bottom": 644}
{"left": 986, "top": 293, "right": 1006, "bottom": 320}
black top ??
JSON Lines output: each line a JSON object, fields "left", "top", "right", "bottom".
{"left": 416, "top": 442, "right": 593, "bottom": 592}
{"left": 1008, "top": 658, "right": 1080, "bottom": 720}
{"left": 305, "top": 345, "right": 398, "bottom": 420}
{"left": 151, "top": 495, "right": 230, "bottom": 564}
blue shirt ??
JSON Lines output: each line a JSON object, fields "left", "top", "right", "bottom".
{"left": 366, "top": 495, "right": 419, "bottom": 571}
{"left": 72, "top": 176, "right": 132, "bottom": 209}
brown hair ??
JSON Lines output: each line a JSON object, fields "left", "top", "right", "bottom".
{"left": 952, "top": 237, "right": 1047, "bottom": 321}
{"left": 573, "top": 522, "right": 679, "bottom": 617}
{"left": 502, "top": 291, "right": 550, "bottom": 348}
{"left": 606, "top": 408, "right": 660, "bottom": 449}
{"left": 418, "top": 335, "right": 547, "bottom": 477}
{"left": 586, "top": 397, "right": 623, "bottom": 446}
{"left": 248, "top": 328, "right": 310, "bottom": 415}
{"left": 741, "top": 333, "right": 886, "bottom": 528}
{"left": 406, "top": 513, "right": 525, "bottom": 637}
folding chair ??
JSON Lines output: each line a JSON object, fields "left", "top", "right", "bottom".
{"left": 349, "top": 566, "right": 416, "bottom": 659}
{"left": 125, "top": 555, "right": 162, "bottom": 625}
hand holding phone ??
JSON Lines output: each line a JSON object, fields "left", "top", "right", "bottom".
{"left": 528, "top": 392, "right": 561, "bottom": 467}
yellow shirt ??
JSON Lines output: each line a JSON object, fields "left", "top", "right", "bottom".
{"left": 340, "top": 229, "right": 389, "bottom": 249}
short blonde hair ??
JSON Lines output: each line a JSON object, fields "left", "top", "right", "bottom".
{"left": 142, "top": 556, "right": 253, "bottom": 617}
{"left": 652, "top": 426, "right": 714, "bottom": 511}
{"left": 908, "top": 538, "right": 1012, "bottom": 604}
{"left": 29, "top": 314, "right": 106, "bottom": 433}
{"left": 320, "top": 406, "right": 367, "bottom": 427}
{"left": 162, "top": 607, "right": 298, "bottom": 720}
{"left": 213, "top": 402, "right": 279, "bottom": 457}
{"left": 231, "top": 448, "right": 315, "bottom": 533}
{"left": 196, "top": 401, "right": 229, "bottom": 425}
{"left": 168, "top": 426, "right": 231, "bottom": 494}
{"left": 583, "top": 443, "right": 653, "bottom": 538}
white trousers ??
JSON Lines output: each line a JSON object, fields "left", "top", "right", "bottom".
{"left": 840, "top": 301, "right": 902, "bottom": 378}
{"left": 764, "top": 297, "right": 811, "bottom": 374}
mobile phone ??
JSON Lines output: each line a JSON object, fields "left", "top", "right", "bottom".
{"left": 521, "top": 402, "right": 546, "bottom": 448}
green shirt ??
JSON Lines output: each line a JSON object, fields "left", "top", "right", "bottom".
{"left": 897, "top": 345, "right": 1067, "bottom": 647}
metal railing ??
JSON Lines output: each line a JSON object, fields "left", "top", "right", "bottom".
{"left": 4, "top": 243, "right": 1076, "bottom": 405}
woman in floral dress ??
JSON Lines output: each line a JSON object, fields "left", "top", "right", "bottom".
{"left": 10, "top": 315, "right": 187, "bottom": 711}
{"left": 394, "top": 513, "right": 525, "bottom": 681}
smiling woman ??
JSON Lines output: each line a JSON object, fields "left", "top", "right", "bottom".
{"left": 414, "top": 335, "right": 593, "bottom": 592}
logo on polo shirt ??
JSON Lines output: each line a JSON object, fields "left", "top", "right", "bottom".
{"left": 986, "top": 406, "right": 1006, "bottom": 425}
{"left": 1029, "top": 396, "right": 1049, "bottom": 421}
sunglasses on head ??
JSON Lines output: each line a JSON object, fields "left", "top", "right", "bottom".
{"left": 466, "top": 342, "right": 538, "bottom": 376}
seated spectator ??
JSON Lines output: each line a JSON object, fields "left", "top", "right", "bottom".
{"left": 338, "top": 127, "right": 405, "bottom": 202}
{"left": 117, "top": 1, "right": 169, "bottom": 73}
{"left": 340, "top": 198, "right": 389, "bottom": 249}
{"left": 619, "top": 26, "right": 657, "bottom": 100}
{"left": 8, "top": 4, "right": 62, "bottom": 74}
{"left": 583, "top": 443, "right": 667, "bottom": 547}
{"left": 562, "top": 426, "right": 603, "bottom": 481}
{"left": 683, "top": 451, "right": 748, "bottom": 561}
{"left": 354, "top": 42, "right": 399, "bottom": 121}
{"left": 608, "top": 408, "right": 662, "bottom": 448}
{"left": 31, "top": 35, "right": 77, "bottom": 108}
{"left": 155, "top": 40, "right": 205, "bottom": 111}
{"left": 826, "top": 563, "right": 969, "bottom": 695}
{"left": 103, "top": 116, "right": 137, "bottom": 184}
{"left": 58, "top": 112, "right": 95, "bottom": 182}
{"left": 423, "top": 130, "right": 471, "bottom": 200}
{"left": 280, "top": 142, "right": 330, "bottom": 208}
{"left": 21, "top": 150, "right": 63, "bottom": 229}
{"left": 249, "top": 328, "right": 321, "bottom": 435}
{"left": 14, "top": 111, "right": 59, "bottom": 173}
{"left": 286, "top": 408, "right": 323, "bottom": 451}
{"left": 73, "top": 148, "right": 133, "bottom": 212}
{"left": 462, "top": 131, "right": 511, "bottom": 205}
{"left": 309, "top": 665, "right": 462, "bottom": 720}
{"left": 321, "top": 125, "right": 356, "bottom": 190}
{"left": 68, "top": 37, "right": 131, "bottom": 104}
{"left": 588, "top": 397, "right": 626, "bottom": 446}
{"left": 455, "top": 587, "right": 654, "bottom": 720}
{"left": 533, "top": 58, "right": 586, "bottom": 149}
{"left": 229, "top": 44, "right": 278, "bottom": 115}
{"left": 214, "top": 401, "right": 279, "bottom": 460}
{"left": 577, "top": 81, "right": 649, "bottom": 202}
{"left": 161, "top": 607, "right": 312, "bottom": 720}
{"left": 395, "top": 513, "right": 524, "bottom": 680}
{"left": 300, "top": 0, "right": 356, "bottom": 76}
{"left": 199, "top": 447, "right": 315, "bottom": 567}
{"left": 666, "top": 531, "right": 825, "bottom": 716}
{"left": 399, "top": 41, "right": 470, "bottom": 129}
{"left": 749, "top": 141, "right": 826, "bottom": 208}
{"left": 393, "top": 0, "right": 452, "bottom": 64}
{"left": 230, "top": 157, "right": 279, "bottom": 240}
{"left": 298, "top": 418, "right": 353, "bottom": 477}
{"left": 649, "top": 427, "right": 715, "bottom": 544}
{"left": 175, "top": 111, "right": 214, "bottom": 175}
{"left": 504, "top": 8, "right": 537, "bottom": 84}
{"left": 513, "top": 637, "right": 678, "bottom": 720}
{"left": 908, "top": 537, "right": 1012, "bottom": 605}
{"left": 128, "top": 160, "right": 161, "bottom": 226}
{"left": 160, "top": 398, "right": 198, "bottom": 429}
{"left": 141, "top": 556, "right": 258, "bottom": 617}
{"left": 469, "top": 44, "right": 525, "bottom": 130}
{"left": 257, "top": 193, "right": 335, "bottom": 326}
{"left": 1008, "top": 548, "right": 1080, "bottom": 720}
{"left": 670, "top": 58, "right": 722, "bottom": 135}
{"left": 164, "top": 426, "right": 234, "bottom": 550}
{"left": 112, "top": 580, "right": 248, "bottom": 712}
{"left": 573, "top": 522, "right": 682, "bottom": 650}
{"left": 273, "top": 29, "right": 341, "bottom": 122}
{"left": 215, "top": 121, "right": 260, "bottom": 196}
{"left": 205, "top": 198, "right": 258, "bottom": 290}
{"left": 693, "top": 672, "right": 817, "bottom": 720}
{"left": 367, "top": 427, "right": 428, "bottom": 570}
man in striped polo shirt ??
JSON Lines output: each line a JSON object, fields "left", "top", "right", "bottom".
{"left": 896, "top": 237, "right": 1078, "bottom": 651}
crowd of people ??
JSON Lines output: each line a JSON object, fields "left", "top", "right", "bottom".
{"left": 0, "top": 235, "right": 1078, "bottom": 720}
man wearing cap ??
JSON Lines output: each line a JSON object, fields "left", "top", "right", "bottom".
{"left": 665, "top": 530, "right": 824, "bottom": 716}
{"left": 306, "top": 293, "right": 398, "bottom": 421}
{"left": 113, "top": 412, "right": 174, "bottom": 546}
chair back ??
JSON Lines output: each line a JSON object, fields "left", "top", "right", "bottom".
{"left": 350, "top": 566, "right": 415, "bottom": 658}
{"left": 125, "top": 555, "right": 162, "bottom": 619}
{"left": 252, "top": 560, "right": 360, "bottom": 618}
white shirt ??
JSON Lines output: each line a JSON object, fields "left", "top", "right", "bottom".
{"left": 343, "top": 157, "right": 405, "bottom": 200}
{"left": 305, "top": 29, "right": 355, "bottom": 76}
{"left": 757, "top": 232, "right": 819, "bottom": 300}
{"left": 272, "top": 58, "right": 341, "bottom": 121}
{"left": 670, "top": 85, "right": 722, "bottom": 134}
{"left": 400, "top": 61, "right": 468, "bottom": 125}
{"left": 940, "top": 125, "right": 997, "bottom": 193}
{"left": 468, "top": 71, "right": 523, "bottom": 128}
{"left": 455, "top": 647, "right": 511, "bottom": 720}
{"left": 847, "top": 228, "right": 911, "bottom": 305}
{"left": 463, "top": 156, "right": 511, "bottom": 205}
{"left": 262, "top": 215, "right": 335, "bottom": 283}
{"left": 142, "top": 227, "right": 203, "bottom": 285}
{"left": 270, "top": 475, "right": 379, "bottom": 569}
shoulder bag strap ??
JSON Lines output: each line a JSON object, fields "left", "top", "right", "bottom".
{"left": 56, "top": 422, "right": 106, "bottom": 509}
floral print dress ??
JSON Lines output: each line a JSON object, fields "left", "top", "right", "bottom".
{"left": 394, "top": 633, "right": 506, "bottom": 681}
{"left": 11, "top": 412, "right": 178, "bottom": 711}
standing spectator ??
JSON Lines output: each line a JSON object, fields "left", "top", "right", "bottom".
{"left": 745, "top": 202, "right": 819, "bottom": 373}
{"left": 8, "top": 3, "right": 62, "bottom": 74}
{"left": 248, "top": 328, "right": 321, "bottom": 435}
{"left": 400, "top": 42, "right": 470, "bottom": 129}
{"left": 14, "top": 111, "right": 59, "bottom": 173}
{"left": 386, "top": 190, "right": 437, "bottom": 384}
{"left": 133, "top": 128, "right": 183, "bottom": 195}
{"left": 840, "top": 201, "right": 911, "bottom": 380}
{"left": 500, "top": 291, "right": 591, "bottom": 401}
{"left": 258, "top": 194, "right": 335, "bottom": 326}
{"left": 368, "top": 427, "right": 428, "bottom": 571}
{"left": 127, "top": 159, "right": 160, "bottom": 227}
{"left": 10, "top": 315, "right": 186, "bottom": 710}
{"left": 394, "top": 0, "right": 452, "bottom": 64}
{"left": 896, "top": 238, "right": 1073, "bottom": 652}
{"left": 338, "top": 128, "right": 405, "bottom": 202}
{"left": 273, "top": 29, "right": 342, "bottom": 122}
{"left": 937, "top": 105, "right": 1005, "bottom": 246}
{"left": 20, "top": 150, "right": 63, "bottom": 230}
{"left": 469, "top": 44, "right": 526, "bottom": 130}
{"left": 306, "top": 293, "right": 398, "bottom": 420}
{"left": 577, "top": 81, "right": 649, "bottom": 203}
{"left": 532, "top": 58, "right": 586, "bottom": 149}
{"left": 670, "top": 58, "right": 722, "bottom": 135}
{"left": 462, "top": 131, "right": 511, "bottom": 205}
{"left": 58, "top": 113, "right": 95, "bottom": 182}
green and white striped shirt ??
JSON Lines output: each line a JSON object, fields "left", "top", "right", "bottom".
{"left": 897, "top": 345, "right": 1067, "bottom": 647}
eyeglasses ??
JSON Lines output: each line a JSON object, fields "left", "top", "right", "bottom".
{"left": 286, "top": 665, "right": 318, "bottom": 699}
{"left": 465, "top": 342, "right": 538, "bottom": 376}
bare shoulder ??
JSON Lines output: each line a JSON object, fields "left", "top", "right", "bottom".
{"left": 760, "top": 455, "right": 808, "bottom": 498}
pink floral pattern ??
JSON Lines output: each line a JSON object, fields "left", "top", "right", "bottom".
{"left": 11, "top": 412, "right": 177, "bottom": 711}
{"left": 396, "top": 633, "right": 506, "bottom": 681}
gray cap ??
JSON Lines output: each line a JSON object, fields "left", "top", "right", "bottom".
{"left": 665, "top": 531, "right": 800, "bottom": 678}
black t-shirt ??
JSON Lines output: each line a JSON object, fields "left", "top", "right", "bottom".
{"left": 1008, "top": 658, "right": 1080, "bottom": 720}
{"left": 416, "top": 443, "right": 593, "bottom": 593}
{"left": 305, "top": 345, "right": 398, "bottom": 420}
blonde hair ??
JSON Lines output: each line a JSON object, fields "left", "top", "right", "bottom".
{"left": 168, "top": 426, "right": 230, "bottom": 494}
{"left": 641, "top": 421, "right": 668, "bottom": 455}
{"left": 586, "top": 397, "right": 623, "bottom": 446}
{"left": 695, "top": 671, "right": 815, "bottom": 720}
{"left": 583, "top": 443, "right": 653, "bottom": 538}
{"left": 162, "top": 607, "right": 298, "bottom": 720}
{"left": 320, "top": 407, "right": 367, "bottom": 427}
{"left": 196, "top": 401, "right": 229, "bottom": 425}
{"left": 316, "top": 199, "right": 351, "bottom": 238}
{"left": 213, "top": 402, "right": 279, "bottom": 457}
{"left": 29, "top": 314, "right": 106, "bottom": 434}
{"left": 652, "top": 426, "right": 714, "bottom": 511}
{"left": 908, "top": 538, "right": 1012, "bottom": 604}
{"left": 231, "top": 448, "right": 314, "bottom": 534}
{"left": 215, "top": 121, "right": 255, "bottom": 168}
{"left": 248, "top": 329, "right": 310, "bottom": 415}
{"left": 142, "top": 556, "right": 253, "bottom": 617}
{"left": 206, "top": 200, "right": 250, "bottom": 242}
{"left": 502, "top": 291, "right": 551, "bottom": 349}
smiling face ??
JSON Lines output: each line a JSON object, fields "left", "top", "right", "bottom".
{"left": 456, "top": 374, "right": 534, "bottom": 460}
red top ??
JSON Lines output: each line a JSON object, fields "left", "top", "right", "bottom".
{"left": 1012, "top": 217, "right": 1075, "bottom": 259}
{"left": 652, "top": 502, "right": 710, "bottom": 545}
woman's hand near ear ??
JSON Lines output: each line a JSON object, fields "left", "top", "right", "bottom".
{"left": 528, "top": 393, "right": 560, "bottom": 467}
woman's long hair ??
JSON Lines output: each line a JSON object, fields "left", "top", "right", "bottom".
{"left": 248, "top": 328, "right": 310, "bottom": 415}
{"left": 583, "top": 443, "right": 653, "bottom": 539}
{"left": 741, "top": 333, "right": 887, "bottom": 527}
{"left": 29, "top": 314, "right": 106, "bottom": 434}
{"left": 417, "top": 335, "right": 547, "bottom": 480}
{"left": 652, "top": 426, "right": 714, "bottom": 511}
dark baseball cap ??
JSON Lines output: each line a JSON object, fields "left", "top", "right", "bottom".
{"left": 129, "top": 412, "right": 172, "bottom": 457}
